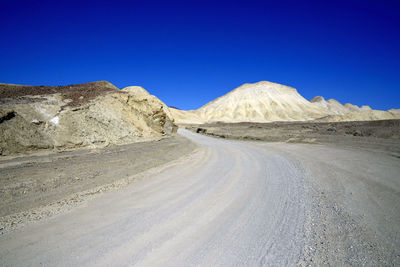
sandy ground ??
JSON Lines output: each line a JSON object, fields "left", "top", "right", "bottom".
{"left": 186, "top": 120, "right": 400, "bottom": 156}
{"left": 258, "top": 142, "right": 400, "bottom": 265}
{"left": 0, "top": 128, "right": 399, "bottom": 265}
{"left": 185, "top": 120, "right": 400, "bottom": 140}
{"left": 0, "top": 135, "right": 196, "bottom": 233}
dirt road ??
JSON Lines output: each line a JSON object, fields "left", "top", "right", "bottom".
{"left": 0, "top": 129, "right": 399, "bottom": 265}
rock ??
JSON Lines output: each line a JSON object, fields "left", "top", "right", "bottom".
{"left": 0, "top": 81, "right": 177, "bottom": 155}
{"left": 0, "top": 109, "right": 16, "bottom": 123}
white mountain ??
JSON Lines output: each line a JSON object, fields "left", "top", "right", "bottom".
{"left": 310, "top": 96, "right": 372, "bottom": 115}
{"left": 170, "top": 81, "right": 400, "bottom": 124}
{"left": 389, "top": 109, "right": 400, "bottom": 114}
{"left": 195, "top": 81, "right": 329, "bottom": 123}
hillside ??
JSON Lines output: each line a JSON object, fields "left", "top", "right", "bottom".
{"left": 171, "top": 81, "right": 399, "bottom": 124}
{"left": 195, "top": 81, "right": 329, "bottom": 123}
{"left": 0, "top": 82, "right": 176, "bottom": 155}
{"left": 170, "top": 108, "right": 204, "bottom": 124}
{"left": 316, "top": 110, "right": 400, "bottom": 122}
{"left": 310, "top": 95, "right": 375, "bottom": 114}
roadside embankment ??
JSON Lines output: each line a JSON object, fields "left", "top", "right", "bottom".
{"left": 0, "top": 134, "right": 196, "bottom": 233}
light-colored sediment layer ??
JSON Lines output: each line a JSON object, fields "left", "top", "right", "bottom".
{"left": 310, "top": 96, "right": 399, "bottom": 121}
{"left": 196, "top": 81, "right": 329, "bottom": 123}
{"left": 170, "top": 81, "right": 396, "bottom": 124}
{"left": 316, "top": 110, "right": 400, "bottom": 122}
{"left": 310, "top": 96, "right": 349, "bottom": 114}
{"left": 0, "top": 82, "right": 176, "bottom": 155}
{"left": 170, "top": 108, "right": 204, "bottom": 124}
{"left": 310, "top": 96, "right": 372, "bottom": 115}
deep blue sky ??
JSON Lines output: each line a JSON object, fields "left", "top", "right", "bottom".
{"left": 1, "top": 0, "right": 399, "bottom": 110}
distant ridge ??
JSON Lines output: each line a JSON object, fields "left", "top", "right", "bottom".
{"left": 170, "top": 81, "right": 400, "bottom": 124}
{"left": 310, "top": 95, "right": 371, "bottom": 115}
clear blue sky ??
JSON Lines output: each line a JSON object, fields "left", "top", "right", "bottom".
{"left": 1, "top": 0, "right": 399, "bottom": 110}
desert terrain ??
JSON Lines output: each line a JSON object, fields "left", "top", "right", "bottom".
{"left": 1, "top": 80, "right": 399, "bottom": 265}
{"left": 170, "top": 81, "right": 400, "bottom": 124}
{"left": 0, "top": 81, "right": 176, "bottom": 155}
{"left": 0, "top": 135, "right": 195, "bottom": 233}
{"left": 185, "top": 119, "right": 400, "bottom": 154}
{"left": 0, "top": 128, "right": 399, "bottom": 265}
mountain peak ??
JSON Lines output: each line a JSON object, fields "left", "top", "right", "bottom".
{"left": 233, "top": 81, "right": 297, "bottom": 94}
{"left": 197, "top": 81, "right": 328, "bottom": 122}
{"left": 121, "top": 86, "right": 151, "bottom": 100}
{"left": 310, "top": 96, "right": 325, "bottom": 103}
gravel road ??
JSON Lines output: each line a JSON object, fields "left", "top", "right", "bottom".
{"left": 0, "top": 129, "right": 399, "bottom": 266}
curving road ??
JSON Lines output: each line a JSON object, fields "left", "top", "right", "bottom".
{"left": 1, "top": 129, "right": 399, "bottom": 265}
{"left": 0, "top": 129, "right": 308, "bottom": 266}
